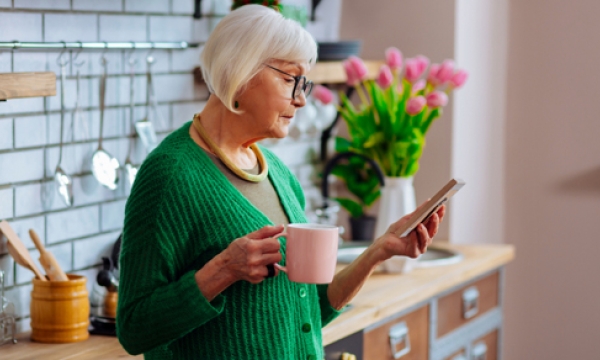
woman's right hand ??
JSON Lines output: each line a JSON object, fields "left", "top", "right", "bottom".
{"left": 221, "top": 225, "right": 284, "bottom": 284}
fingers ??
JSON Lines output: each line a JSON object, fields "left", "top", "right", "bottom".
{"left": 247, "top": 225, "right": 285, "bottom": 240}
{"left": 424, "top": 213, "right": 440, "bottom": 240}
{"left": 436, "top": 204, "right": 446, "bottom": 222}
{"left": 417, "top": 223, "right": 430, "bottom": 253}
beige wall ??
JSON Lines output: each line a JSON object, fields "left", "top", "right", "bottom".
{"left": 341, "top": 0, "right": 456, "bottom": 240}
{"left": 503, "top": 0, "right": 600, "bottom": 358}
{"left": 342, "top": 0, "right": 600, "bottom": 358}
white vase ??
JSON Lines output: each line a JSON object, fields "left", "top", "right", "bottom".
{"left": 374, "top": 176, "right": 417, "bottom": 239}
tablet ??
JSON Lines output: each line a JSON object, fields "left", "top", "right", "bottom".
{"left": 394, "top": 178, "right": 465, "bottom": 237}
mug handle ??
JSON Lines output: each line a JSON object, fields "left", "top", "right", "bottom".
{"left": 274, "top": 263, "right": 287, "bottom": 273}
{"left": 272, "top": 232, "right": 287, "bottom": 273}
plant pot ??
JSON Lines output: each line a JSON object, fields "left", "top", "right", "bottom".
{"left": 349, "top": 215, "right": 376, "bottom": 241}
{"left": 374, "top": 176, "right": 416, "bottom": 239}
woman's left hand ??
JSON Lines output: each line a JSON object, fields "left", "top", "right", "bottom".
{"left": 374, "top": 204, "right": 446, "bottom": 260}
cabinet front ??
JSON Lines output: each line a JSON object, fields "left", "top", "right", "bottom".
{"left": 444, "top": 348, "right": 467, "bottom": 360}
{"left": 470, "top": 329, "right": 498, "bottom": 360}
{"left": 363, "top": 305, "right": 429, "bottom": 360}
{"left": 436, "top": 272, "right": 499, "bottom": 338}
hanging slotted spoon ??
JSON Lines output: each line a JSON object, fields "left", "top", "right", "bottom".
{"left": 124, "top": 56, "right": 139, "bottom": 186}
{"left": 91, "top": 56, "right": 120, "bottom": 190}
{"left": 55, "top": 54, "right": 74, "bottom": 206}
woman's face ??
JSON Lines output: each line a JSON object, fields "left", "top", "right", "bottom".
{"left": 236, "top": 59, "right": 309, "bottom": 141}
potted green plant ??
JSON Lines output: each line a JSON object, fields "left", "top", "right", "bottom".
{"left": 332, "top": 48, "right": 468, "bottom": 239}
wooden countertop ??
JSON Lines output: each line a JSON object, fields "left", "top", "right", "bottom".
{"left": 3, "top": 243, "right": 514, "bottom": 359}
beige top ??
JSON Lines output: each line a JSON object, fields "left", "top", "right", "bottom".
{"left": 203, "top": 149, "right": 289, "bottom": 226}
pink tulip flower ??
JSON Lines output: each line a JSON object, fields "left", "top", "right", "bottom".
{"left": 412, "top": 79, "right": 426, "bottom": 94}
{"left": 385, "top": 47, "right": 403, "bottom": 70}
{"left": 426, "top": 91, "right": 448, "bottom": 108}
{"left": 406, "top": 96, "right": 426, "bottom": 115}
{"left": 436, "top": 59, "right": 455, "bottom": 84}
{"left": 343, "top": 60, "right": 359, "bottom": 86}
{"left": 415, "top": 55, "right": 430, "bottom": 74}
{"left": 427, "top": 64, "right": 441, "bottom": 86}
{"left": 404, "top": 59, "right": 422, "bottom": 83}
{"left": 376, "top": 65, "right": 394, "bottom": 89}
{"left": 312, "top": 85, "right": 334, "bottom": 105}
{"left": 449, "top": 69, "right": 469, "bottom": 88}
{"left": 348, "top": 55, "right": 369, "bottom": 81}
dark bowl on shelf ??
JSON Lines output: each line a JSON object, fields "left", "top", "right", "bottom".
{"left": 317, "top": 40, "right": 362, "bottom": 61}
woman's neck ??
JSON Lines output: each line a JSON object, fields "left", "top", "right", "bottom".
{"left": 189, "top": 95, "right": 259, "bottom": 169}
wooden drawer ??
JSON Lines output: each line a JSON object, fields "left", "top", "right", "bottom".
{"left": 471, "top": 329, "right": 498, "bottom": 360}
{"left": 363, "top": 305, "right": 429, "bottom": 360}
{"left": 444, "top": 348, "right": 467, "bottom": 360}
{"left": 436, "top": 272, "right": 499, "bottom": 338}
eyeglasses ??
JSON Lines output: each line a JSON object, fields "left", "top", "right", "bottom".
{"left": 265, "top": 64, "right": 313, "bottom": 100}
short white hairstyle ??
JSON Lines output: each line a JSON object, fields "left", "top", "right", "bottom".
{"left": 200, "top": 5, "right": 318, "bottom": 113}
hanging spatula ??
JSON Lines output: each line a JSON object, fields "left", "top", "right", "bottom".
{"left": 0, "top": 221, "right": 46, "bottom": 281}
{"left": 134, "top": 55, "right": 158, "bottom": 153}
{"left": 29, "top": 229, "right": 68, "bottom": 281}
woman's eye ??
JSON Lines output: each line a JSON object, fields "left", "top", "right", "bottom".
{"left": 284, "top": 78, "right": 295, "bottom": 84}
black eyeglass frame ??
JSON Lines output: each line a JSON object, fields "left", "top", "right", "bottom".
{"left": 265, "top": 64, "right": 314, "bottom": 100}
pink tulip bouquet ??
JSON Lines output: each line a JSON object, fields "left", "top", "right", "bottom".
{"left": 334, "top": 48, "right": 468, "bottom": 177}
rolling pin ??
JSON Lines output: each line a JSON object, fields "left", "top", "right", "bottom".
{"left": 29, "top": 229, "right": 69, "bottom": 281}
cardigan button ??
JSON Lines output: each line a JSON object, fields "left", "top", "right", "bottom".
{"left": 302, "top": 323, "right": 311, "bottom": 333}
{"left": 299, "top": 288, "right": 307, "bottom": 298}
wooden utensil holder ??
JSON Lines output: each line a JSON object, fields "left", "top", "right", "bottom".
{"left": 30, "top": 274, "right": 89, "bottom": 343}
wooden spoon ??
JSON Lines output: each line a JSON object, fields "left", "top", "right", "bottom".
{"left": 29, "top": 229, "right": 68, "bottom": 281}
{"left": 0, "top": 220, "right": 47, "bottom": 281}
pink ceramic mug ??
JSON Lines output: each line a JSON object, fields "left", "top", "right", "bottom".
{"left": 274, "top": 223, "right": 339, "bottom": 284}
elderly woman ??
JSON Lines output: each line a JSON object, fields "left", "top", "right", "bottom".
{"left": 117, "top": 5, "right": 444, "bottom": 360}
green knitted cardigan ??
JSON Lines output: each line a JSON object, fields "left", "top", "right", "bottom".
{"left": 117, "top": 122, "right": 341, "bottom": 360}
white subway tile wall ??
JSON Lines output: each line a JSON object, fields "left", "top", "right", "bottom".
{"left": 72, "top": 0, "right": 122, "bottom": 12}
{"left": 0, "top": 0, "right": 338, "bottom": 332}
{"left": 0, "top": 13, "right": 43, "bottom": 42}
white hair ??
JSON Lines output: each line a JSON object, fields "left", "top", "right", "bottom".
{"left": 200, "top": 5, "right": 318, "bottom": 113}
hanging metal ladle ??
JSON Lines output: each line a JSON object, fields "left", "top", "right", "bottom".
{"left": 91, "top": 55, "right": 120, "bottom": 190}
{"left": 55, "top": 52, "right": 74, "bottom": 206}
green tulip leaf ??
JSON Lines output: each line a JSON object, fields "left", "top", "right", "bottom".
{"left": 363, "top": 132, "right": 385, "bottom": 148}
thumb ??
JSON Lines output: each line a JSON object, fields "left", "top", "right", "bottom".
{"left": 247, "top": 224, "right": 285, "bottom": 240}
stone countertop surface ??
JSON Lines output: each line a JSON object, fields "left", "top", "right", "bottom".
{"left": 2, "top": 242, "right": 514, "bottom": 359}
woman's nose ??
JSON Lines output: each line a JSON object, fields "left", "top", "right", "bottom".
{"left": 293, "top": 92, "right": 307, "bottom": 107}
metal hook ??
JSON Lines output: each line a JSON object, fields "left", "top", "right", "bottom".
{"left": 56, "top": 41, "right": 69, "bottom": 67}
{"left": 145, "top": 43, "right": 155, "bottom": 63}
{"left": 126, "top": 41, "right": 138, "bottom": 66}
{"left": 99, "top": 41, "right": 109, "bottom": 65}
{"left": 72, "top": 41, "right": 85, "bottom": 68}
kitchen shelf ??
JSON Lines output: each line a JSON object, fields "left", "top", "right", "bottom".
{"left": 0, "top": 72, "right": 56, "bottom": 100}
{"left": 308, "top": 60, "right": 383, "bottom": 84}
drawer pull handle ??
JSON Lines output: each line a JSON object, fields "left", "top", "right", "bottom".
{"left": 471, "top": 341, "right": 488, "bottom": 360}
{"left": 389, "top": 321, "right": 411, "bottom": 359}
{"left": 462, "top": 286, "right": 480, "bottom": 319}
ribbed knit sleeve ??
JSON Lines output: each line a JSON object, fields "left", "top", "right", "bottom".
{"left": 116, "top": 153, "right": 226, "bottom": 355}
